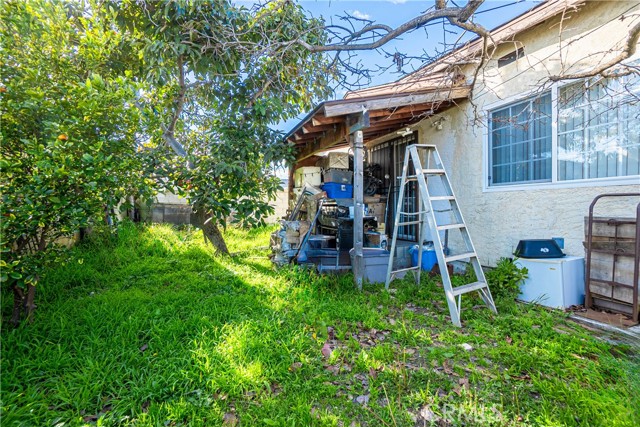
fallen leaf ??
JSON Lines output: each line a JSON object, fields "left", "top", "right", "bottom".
{"left": 222, "top": 412, "right": 238, "bottom": 427}
{"left": 460, "top": 343, "right": 473, "bottom": 351}
{"left": 458, "top": 377, "right": 470, "bottom": 389}
{"left": 353, "top": 394, "right": 370, "bottom": 405}
{"left": 368, "top": 367, "right": 378, "bottom": 379}
{"left": 327, "top": 326, "right": 335, "bottom": 340}
{"left": 511, "top": 373, "right": 531, "bottom": 381}
{"left": 388, "top": 318, "right": 396, "bottom": 326}
{"left": 83, "top": 415, "right": 98, "bottom": 423}
{"left": 321, "top": 342, "right": 332, "bottom": 359}
{"left": 140, "top": 344, "right": 148, "bottom": 352}
{"left": 325, "top": 364, "right": 340, "bottom": 374}
{"left": 270, "top": 382, "right": 282, "bottom": 396}
{"left": 505, "top": 336, "right": 513, "bottom": 345}
{"left": 419, "top": 405, "right": 435, "bottom": 422}
{"left": 289, "top": 362, "right": 302, "bottom": 372}
{"left": 443, "top": 360, "right": 454, "bottom": 375}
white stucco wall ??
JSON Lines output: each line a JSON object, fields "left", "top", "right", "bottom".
{"left": 411, "top": 1, "right": 640, "bottom": 265}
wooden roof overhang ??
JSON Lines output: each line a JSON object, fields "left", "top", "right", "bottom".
{"left": 287, "top": 85, "right": 470, "bottom": 162}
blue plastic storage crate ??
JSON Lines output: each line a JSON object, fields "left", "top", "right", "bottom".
{"left": 409, "top": 244, "right": 438, "bottom": 272}
{"left": 322, "top": 183, "right": 353, "bottom": 199}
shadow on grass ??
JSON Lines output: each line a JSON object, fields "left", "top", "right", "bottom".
{"left": 2, "top": 223, "right": 639, "bottom": 427}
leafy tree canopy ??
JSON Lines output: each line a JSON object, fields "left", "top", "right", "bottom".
{"left": 1, "top": 0, "right": 334, "bottom": 323}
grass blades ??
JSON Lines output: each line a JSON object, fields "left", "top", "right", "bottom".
{"left": 1, "top": 223, "right": 639, "bottom": 426}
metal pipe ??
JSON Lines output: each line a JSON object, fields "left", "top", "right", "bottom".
{"left": 353, "top": 131, "right": 365, "bottom": 290}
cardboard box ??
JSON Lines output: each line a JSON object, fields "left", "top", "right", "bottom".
{"left": 367, "top": 202, "right": 386, "bottom": 220}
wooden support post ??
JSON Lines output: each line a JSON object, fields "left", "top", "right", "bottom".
{"left": 352, "top": 130, "right": 365, "bottom": 290}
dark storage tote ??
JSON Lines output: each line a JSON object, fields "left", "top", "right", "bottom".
{"left": 515, "top": 239, "right": 565, "bottom": 258}
{"left": 323, "top": 169, "right": 353, "bottom": 184}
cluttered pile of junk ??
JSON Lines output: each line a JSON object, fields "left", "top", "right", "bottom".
{"left": 271, "top": 152, "right": 389, "bottom": 274}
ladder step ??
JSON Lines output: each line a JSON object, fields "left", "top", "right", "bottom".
{"left": 452, "top": 281, "right": 489, "bottom": 296}
{"left": 398, "top": 221, "right": 421, "bottom": 226}
{"left": 437, "top": 223, "right": 466, "bottom": 231}
{"left": 445, "top": 252, "right": 477, "bottom": 262}
{"left": 399, "top": 210, "right": 429, "bottom": 216}
{"left": 419, "top": 169, "right": 446, "bottom": 175}
{"left": 390, "top": 266, "right": 420, "bottom": 275}
{"left": 430, "top": 196, "right": 455, "bottom": 201}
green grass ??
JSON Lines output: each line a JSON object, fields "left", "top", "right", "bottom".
{"left": 2, "top": 223, "right": 639, "bottom": 427}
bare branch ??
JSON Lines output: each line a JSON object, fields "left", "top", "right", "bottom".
{"left": 549, "top": 19, "right": 640, "bottom": 81}
{"left": 301, "top": 6, "right": 480, "bottom": 52}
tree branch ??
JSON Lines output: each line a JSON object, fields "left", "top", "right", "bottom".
{"left": 163, "top": 56, "right": 188, "bottom": 157}
{"left": 300, "top": 7, "right": 475, "bottom": 52}
{"left": 549, "top": 20, "right": 640, "bottom": 81}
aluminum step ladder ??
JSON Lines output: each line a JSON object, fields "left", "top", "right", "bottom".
{"left": 385, "top": 144, "right": 497, "bottom": 327}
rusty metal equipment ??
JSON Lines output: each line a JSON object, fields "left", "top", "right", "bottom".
{"left": 585, "top": 193, "right": 640, "bottom": 323}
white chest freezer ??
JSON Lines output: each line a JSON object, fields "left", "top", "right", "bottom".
{"left": 515, "top": 256, "right": 585, "bottom": 309}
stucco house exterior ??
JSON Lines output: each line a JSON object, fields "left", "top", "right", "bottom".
{"left": 285, "top": 0, "right": 640, "bottom": 267}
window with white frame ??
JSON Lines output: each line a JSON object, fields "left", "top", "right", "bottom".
{"left": 489, "top": 93, "right": 552, "bottom": 185}
{"left": 488, "top": 73, "right": 640, "bottom": 187}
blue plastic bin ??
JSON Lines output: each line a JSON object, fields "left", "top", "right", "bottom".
{"left": 322, "top": 183, "right": 353, "bottom": 199}
{"left": 409, "top": 244, "right": 437, "bottom": 272}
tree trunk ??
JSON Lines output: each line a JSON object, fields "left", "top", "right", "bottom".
{"left": 23, "top": 283, "right": 36, "bottom": 323}
{"left": 11, "top": 285, "right": 25, "bottom": 327}
{"left": 195, "top": 209, "right": 229, "bottom": 255}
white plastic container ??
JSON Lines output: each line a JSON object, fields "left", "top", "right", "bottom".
{"left": 294, "top": 166, "right": 322, "bottom": 187}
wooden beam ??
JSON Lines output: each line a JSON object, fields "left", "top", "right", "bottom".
{"left": 370, "top": 114, "right": 423, "bottom": 125}
{"left": 323, "top": 86, "right": 469, "bottom": 118}
{"left": 295, "top": 121, "right": 347, "bottom": 161}
{"left": 367, "top": 103, "right": 436, "bottom": 118}
{"left": 302, "top": 123, "right": 335, "bottom": 134}
{"left": 311, "top": 114, "right": 342, "bottom": 126}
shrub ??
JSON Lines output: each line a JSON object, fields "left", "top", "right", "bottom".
{"left": 485, "top": 257, "right": 528, "bottom": 300}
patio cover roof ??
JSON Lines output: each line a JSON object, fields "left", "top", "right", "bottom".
{"left": 287, "top": 74, "right": 470, "bottom": 161}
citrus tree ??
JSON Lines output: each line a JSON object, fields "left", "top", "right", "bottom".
{"left": 0, "top": 1, "right": 155, "bottom": 324}
{"left": 112, "top": 0, "right": 333, "bottom": 254}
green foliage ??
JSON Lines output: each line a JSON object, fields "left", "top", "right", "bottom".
{"left": 1, "top": 224, "right": 638, "bottom": 426}
{"left": 0, "top": 1, "right": 154, "bottom": 291}
{"left": 485, "top": 257, "right": 529, "bottom": 300}
{"left": 112, "top": 0, "right": 334, "bottom": 230}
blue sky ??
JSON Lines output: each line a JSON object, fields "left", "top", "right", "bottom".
{"left": 258, "top": 0, "right": 541, "bottom": 132}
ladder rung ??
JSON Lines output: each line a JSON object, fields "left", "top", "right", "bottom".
{"left": 437, "top": 223, "right": 466, "bottom": 231}
{"left": 451, "top": 281, "right": 488, "bottom": 296}
{"left": 430, "top": 196, "right": 455, "bottom": 201}
{"left": 420, "top": 169, "right": 446, "bottom": 175}
{"left": 398, "top": 221, "right": 421, "bottom": 226}
{"left": 399, "top": 210, "right": 429, "bottom": 215}
{"left": 445, "top": 252, "right": 477, "bottom": 263}
{"left": 391, "top": 266, "right": 420, "bottom": 275}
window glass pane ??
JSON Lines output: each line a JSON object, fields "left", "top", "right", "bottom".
{"left": 492, "top": 146, "right": 510, "bottom": 165}
{"left": 558, "top": 74, "right": 640, "bottom": 180}
{"left": 488, "top": 94, "right": 552, "bottom": 186}
{"left": 492, "top": 164, "right": 509, "bottom": 184}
